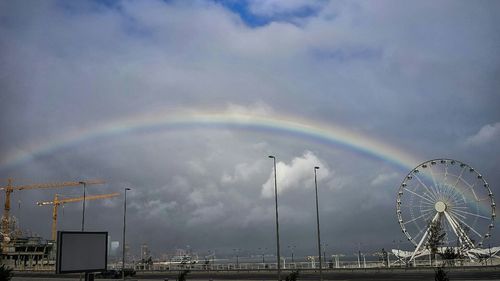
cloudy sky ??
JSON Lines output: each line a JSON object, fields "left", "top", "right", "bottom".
{"left": 1, "top": 0, "right": 499, "bottom": 259}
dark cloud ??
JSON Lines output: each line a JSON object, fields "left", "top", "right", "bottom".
{"left": 1, "top": 0, "right": 499, "bottom": 260}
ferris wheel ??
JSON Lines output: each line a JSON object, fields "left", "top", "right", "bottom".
{"left": 396, "top": 159, "right": 496, "bottom": 260}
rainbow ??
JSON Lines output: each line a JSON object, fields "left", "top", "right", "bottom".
{"left": 0, "top": 109, "right": 422, "bottom": 172}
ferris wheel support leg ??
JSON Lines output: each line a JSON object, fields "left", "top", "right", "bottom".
{"left": 410, "top": 212, "right": 440, "bottom": 262}
{"left": 444, "top": 211, "right": 475, "bottom": 250}
{"left": 443, "top": 211, "right": 462, "bottom": 244}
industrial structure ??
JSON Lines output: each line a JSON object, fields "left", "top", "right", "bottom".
{"left": 0, "top": 178, "right": 105, "bottom": 267}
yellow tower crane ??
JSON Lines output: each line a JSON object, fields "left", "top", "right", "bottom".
{"left": 37, "top": 192, "right": 120, "bottom": 240}
{"left": 0, "top": 178, "right": 105, "bottom": 243}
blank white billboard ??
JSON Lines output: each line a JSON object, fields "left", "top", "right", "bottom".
{"left": 56, "top": 231, "right": 108, "bottom": 274}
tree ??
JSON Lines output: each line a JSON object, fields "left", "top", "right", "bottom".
{"left": 440, "top": 247, "right": 461, "bottom": 266}
{"left": 426, "top": 218, "right": 446, "bottom": 266}
{"left": 0, "top": 264, "right": 13, "bottom": 281}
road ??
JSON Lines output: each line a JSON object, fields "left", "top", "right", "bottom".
{"left": 11, "top": 267, "right": 500, "bottom": 281}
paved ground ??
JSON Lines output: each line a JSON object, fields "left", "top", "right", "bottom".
{"left": 11, "top": 267, "right": 500, "bottom": 281}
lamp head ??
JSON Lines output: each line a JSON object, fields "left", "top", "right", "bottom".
{"left": 268, "top": 155, "right": 275, "bottom": 159}
{"left": 315, "top": 166, "right": 320, "bottom": 170}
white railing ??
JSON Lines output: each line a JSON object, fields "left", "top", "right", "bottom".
{"left": 135, "top": 258, "right": 500, "bottom": 271}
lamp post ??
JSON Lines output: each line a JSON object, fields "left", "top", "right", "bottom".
{"left": 357, "top": 243, "right": 362, "bottom": 268}
{"left": 323, "top": 243, "right": 328, "bottom": 264}
{"left": 288, "top": 245, "right": 295, "bottom": 263}
{"left": 314, "top": 166, "right": 323, "bottom": 281}
{"left": 258, "top": 247, "right": 266, "bottom": 263}
{"left": 268, "top": 155, "right": 281, "bottom": 281}
{"left": 233, "top": 248, "right": 240, "bottom": 269}
{"left": 79, "top": 181, "right": 86, "bottom": 231}
{"left": 122, "top": 188, "right": 131, "bottom": 280}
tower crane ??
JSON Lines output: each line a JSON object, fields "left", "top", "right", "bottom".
{"left": 37, "top": 192, "right": 120, "bottom": 240}
{"left": 0, "top": 178, "right": 105, "bottom": 242}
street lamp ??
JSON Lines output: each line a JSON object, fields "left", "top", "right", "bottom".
{"left": 233, "top": 248, "right": 240, "bottom": 269}
{"left": 79, "top": 181, "right": 86, "bottom": 231}
{"left": 268, "top": 155, "right": 281, "bottom": 281}
{"left": 357, "top": 243, "right": 362, "bottom": 268}
{"left": 288, "top": 245, "right": 296, "bottom": 263}
{"left": 323, "top": 243, "right": 328, "bottom": 264}
{"left": 122, "top": 188, "right": 131, "bottom": 280}
{"left": 258, "top": 247, "right": 267, "bottom": 263}
{"left": 314, "top": 166, "right": 323, "bottom": 281}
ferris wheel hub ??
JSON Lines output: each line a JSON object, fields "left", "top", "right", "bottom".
{"left": 435, "top": 201, "right": 446, "bottom": 213}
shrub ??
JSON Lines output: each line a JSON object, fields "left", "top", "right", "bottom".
{"left": 0, "top": 264, "right": 13, "bottom": 281}
{"left": 434, "top": 266, "right": 449, "bottom": 281}
{"left": 177, "top": 270, "right": 190, "bottom": 281}
{"left": 285, "top": 270, "right": 299, "bottom": 281}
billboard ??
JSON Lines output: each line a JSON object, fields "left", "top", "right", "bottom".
{"left": 56, "top": 231, "right": 108, "bottom": 274}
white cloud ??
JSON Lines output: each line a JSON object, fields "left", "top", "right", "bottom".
{"left": 465, "top": 122, "right": 500, "bottom": 146}
{"left": 221, "top": 160, "right": 264, "bottom": 184}
{"left": 370, "top": 172, "right": 399, "bottom": 186}
{"left": 141, "top": 199, "right": 178, "bottom": 218}
{"left": 261, "top": 151, "right": 329, "bottom": 198}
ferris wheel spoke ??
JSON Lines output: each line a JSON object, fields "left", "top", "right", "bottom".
{"left": 440, "top": 164, "right": 450, "bottom": 199}
{"left": 405, "top": 187, "right": 436, "bottom": 205}
{"left": 417, "top": 198, "right": 435, "bottom": 205}
{"left": 444, "top": 211, "right": 474, "bottom": 248}
{"left": 449, "top": 167, "right": 468, "bottom": 200}
{"left": 404, "top": 212, "right": 433, "bottom": 225}
{"left": 448, "top": 211, "right": 484, "bottom": 239}
{"left": 450, "top": 189, "right": 464, "bottom": 203}
{"left": 413, "top": 224, "right": 428, "bottom": 240}
{"left": 451, "top": 209, "right": 492, "bottom": 220}
{"left": 420, "top": 208, "right": 435, "bottom": 217}
{"left": 427, "top": 165, "right": 440, "bottom": 196}
{"left": 419, "top": 203, "right": 435, "bottom": 211}
{"left": 449, "top": 192, "right": 466, "bottom": 204}
{"left": 451, "top": 205, "right": 469, "bottom": 209}
{"left": 443, "top": 177, "right": 460, "bottom": 202}
{"left": 420, "top": 205, "right": 435, "bottom": 212}
{"left": 453, "top": 166, "right": 467, "bottom": 188}
{"left": 421, "top": 205, "right": 435, "bottom": 212}
{"left": 461, "top": 178, "right": 474, "bottom": 190}
{"left": 413, "top": 173, "right": 439, "bottom": 200}
{"left": 470, "top": 187, "right": 480, "bottom": 201}
{"left": 429, "top": 168, "right": 439, "bottom": 198}
{"left": 449, "top": 209, "right": 467, "bottom": 220}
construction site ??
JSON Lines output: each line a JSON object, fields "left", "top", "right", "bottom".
{"left": 0, "top": 178, "right": 112, "bottom": 269}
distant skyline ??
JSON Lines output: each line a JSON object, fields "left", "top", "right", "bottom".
{"left": 1, "top": 0, "right": 499, "bottom": 257}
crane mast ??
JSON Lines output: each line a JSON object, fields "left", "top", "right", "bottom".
{"left": 37, "top": 192, "right": 120, "bottom": 240}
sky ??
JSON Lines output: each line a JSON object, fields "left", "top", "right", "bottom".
{"left": 1, "top": 0, "right": 499, "bottom": 260}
